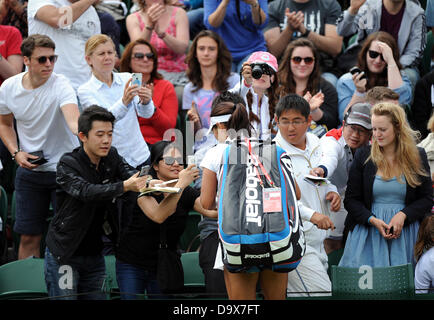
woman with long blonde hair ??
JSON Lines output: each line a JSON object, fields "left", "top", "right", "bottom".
{"left": 339, "top": 102, "right": 432, "bottom": 267}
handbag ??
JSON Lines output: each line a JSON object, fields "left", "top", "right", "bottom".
{"left": 157, "top": 223, "right": 184, "bottom": 294}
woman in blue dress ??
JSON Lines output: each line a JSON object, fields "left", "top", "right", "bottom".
{"left": 339, "top": 102, "right": 432, "bottom": 268}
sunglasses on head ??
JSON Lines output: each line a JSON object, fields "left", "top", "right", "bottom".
{"left": 368, "top": 50, "right": 384, "bottom": 61}
{"left": 291, "top": 56, "right": 315, "bottom": 65}
{"left": 32, "top": 55, "right": 58, "bottom": 64}
{"left": 162, "top": 156, "right": 183, "bottom": 166}
{"left": 133, "top": 52, "right": 154, "bottom": 60}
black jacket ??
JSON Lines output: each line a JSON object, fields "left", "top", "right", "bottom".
{"left": 45, "top": 147, "right": 136, "bottom": 264}
{"left": 411, "top": 70, "right": 434, "bottom": 140}
{"left": 344, "top": 145, "right": 432, "bottom": 232}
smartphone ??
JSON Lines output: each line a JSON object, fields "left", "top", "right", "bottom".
{"left": 349, "top": 66, "right": 366, "bottom": 80}
{"left": 389, "top": 226, "right": 394, "bottom": 235}
{"left": 349, "top": 66, "right": 362, "bottom": 75}
{"left": 138, "top": 165, "right": 150, "bottom": 177}
{"left": 187, "top": 155, "right": 195, "bottom": 165}
{"left": 131, "top": 73, "right": 142, "bottom": 87}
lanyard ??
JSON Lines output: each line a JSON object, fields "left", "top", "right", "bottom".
{"left": 246, "top": 138, "right": 275, "bottom": 188}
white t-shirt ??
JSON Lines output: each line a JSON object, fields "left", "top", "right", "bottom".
{"left": 28, "top": 0, "right": 101, "bottom": 90}
{"left": 0, "top": 72, "right": 79, "bottom": 172}
{"left": 415, "top": 246, "right": 434, "bottom": 294}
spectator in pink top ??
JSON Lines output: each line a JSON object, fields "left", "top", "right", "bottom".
{"left": 126, "top": 0, "right": 190, "bottom": 87}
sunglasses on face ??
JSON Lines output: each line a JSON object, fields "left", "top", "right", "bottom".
{"left": 162, "top": 156, "right": 183, "bottom": 166}
{"left": 368, "top": 50, "right": 384, "bottom": 61}
{"left": 31, "top": 55, "right": 58, "bottom": 64}
{"left": 132, "top": 52, "right": 154, "bottom": 60}
{"left": 291, "top": 56, "right": 315, "bottom": 65}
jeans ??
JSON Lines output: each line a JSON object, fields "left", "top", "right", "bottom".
{"left": 44, "top": 247, "right": 107, "bottom": 300}
{"left": 187, "top": 7, "right": 205, "bottom": 40}
{"left": 116, "top": 259, "right": 167, "bottom": 299}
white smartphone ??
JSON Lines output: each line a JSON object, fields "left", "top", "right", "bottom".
{"left": 187, "top": 155, "right": 195, "bottom": 165}
{"left": 131, "top": 73, "right": 142, "bottom": 87}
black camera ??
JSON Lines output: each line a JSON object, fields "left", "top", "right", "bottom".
{"left": 250, "top": 63, "right": 273, "bottom": 79}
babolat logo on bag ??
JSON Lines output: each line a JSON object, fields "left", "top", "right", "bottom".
{"left": 218, "top": 138, "right": 305, "bottom": 272}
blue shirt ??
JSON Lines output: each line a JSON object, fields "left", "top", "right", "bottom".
{"left": 336, "top": 72, "right": 413, "bottom": 122}
{"left": 203, "top": 0, "right": 268, "bottom": 62}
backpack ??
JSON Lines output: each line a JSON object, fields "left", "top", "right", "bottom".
{"left": 217, "top": 138, "right": 305, "bottom": 272}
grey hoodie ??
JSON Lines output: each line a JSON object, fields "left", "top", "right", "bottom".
{"left": 337, "top": 0, "right": 426, "bottom": 68}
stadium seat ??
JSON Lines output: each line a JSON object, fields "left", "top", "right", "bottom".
{"left": 327, "top": 248, "right": 344, "bottom": 278}
{"left": 0, "top": 257, "right": 48, "bottom": 299}
{"left": 103, "top": 255, "right": 121, "bottom": 300}
{"left": 331, "top": 263, "right": 415, "bottom": 300}
{"left": 179, "top": 210, "right": 201, "bottom": 252}
{"left": 180, "top": 251, "right": 205, "bottom": 298}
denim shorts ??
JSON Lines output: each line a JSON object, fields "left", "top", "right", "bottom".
{"left": 44, "top": 247, "right": 107, "bottom": 300}
{"left": 13, "top": 167, "right": 56, "bottom": 235}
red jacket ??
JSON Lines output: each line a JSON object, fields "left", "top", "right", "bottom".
{"left": 138, "top": 78, "right": 178, "bottom": 144}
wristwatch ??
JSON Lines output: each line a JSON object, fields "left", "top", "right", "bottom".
{"left": 0, "top": 53, "right": 3, "bottom": 61}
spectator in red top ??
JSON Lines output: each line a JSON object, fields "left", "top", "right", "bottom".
{"left": 0, "top": 25, "right": 23, "bottom": 86}
{"left": 119, "top": 39, "right": 178, "bottom": 146}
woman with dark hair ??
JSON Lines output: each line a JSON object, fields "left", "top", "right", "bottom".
{"left": 115, "top": 140, "right": 217, "bottom": 299}
{"left": 196, "top": 91, "right": 248, "bottom": 297}
{"left": 232, "top": 51, "right": 279, "bottom": 140}
{"left": 125, "top": 0, "right": 189, "bottom": 87}
{"left": 182, "top": 30, "right": 239, "bottom": 173}
{"left": 278, "top": 38, "right": 339, "bottom": 131}
{"left": 200, "top": 91, "right": 300, "bottom": 300}
{"left": 336, "top": 31, "right": 412, "bottom": 122}
{"left": 119, "top": 39, "right": 178, "bottom": 146}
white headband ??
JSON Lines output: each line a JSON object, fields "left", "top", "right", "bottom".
{"left": 206, "top": 114, "right": 232, "bottom": 135}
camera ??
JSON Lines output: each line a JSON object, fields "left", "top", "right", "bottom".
{"left": 250, "top": 63, "right": 273, "bottom": 79}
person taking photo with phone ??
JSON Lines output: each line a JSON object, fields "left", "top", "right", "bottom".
{"left": 78, "top": 34, "right": 155, "bottom": 169}
{"left": 336, "top": 31, "right": 411, "bottom": 121}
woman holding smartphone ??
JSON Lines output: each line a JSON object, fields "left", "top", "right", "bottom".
{"left": 78, "top": 34, "right": 154, "bottom": 169}
{"left": 115, "top": 140, "right": 217, "bottom": 299}
{"left": 336, "top": 31, "right": 412, "bottom": 122}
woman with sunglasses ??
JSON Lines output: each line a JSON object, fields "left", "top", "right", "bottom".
{"left": 233, "top": 51, "right": 279, "bottom": 140}
{"left": 126, "top": 0, "right": 189, "bottom": 87}
{"left": 115, "top": 140, "right": 217, "bottom": 299}
{"left": 119, "top": 39, "right": 178, "bottom": 146}
{"left": 78, "top": 34, "right": 154, "bottom": 170}
{"left": 336, "top": 31, "right": 412, "bottom": 122}
{"left": 277, "top": 38, "right": 339, "bottom": 131}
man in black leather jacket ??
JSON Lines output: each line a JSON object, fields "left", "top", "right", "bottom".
{"left": 44, "top": 105, "right": 149, "bottom": 300}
